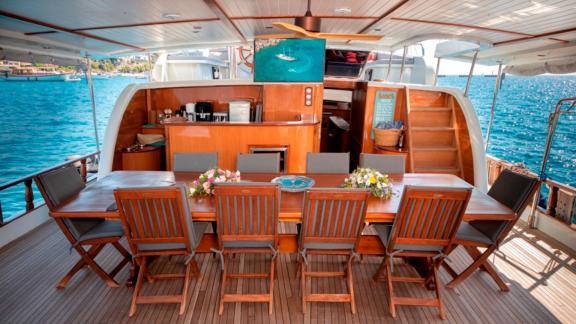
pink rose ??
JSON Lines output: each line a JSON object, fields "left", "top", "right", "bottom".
{"left": 203, "top": 181, "right": 210, "bottom": 191}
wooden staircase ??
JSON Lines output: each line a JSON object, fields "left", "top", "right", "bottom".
{"left": 407, "top": 90, "right": 464, "bottom": 177}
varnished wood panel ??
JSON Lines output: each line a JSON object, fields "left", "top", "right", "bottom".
{"left": 151, "top": 86, "right": 263, "bottom": 112}
{"left": 165, "top": 124, "right": 318, "bottom": 172}
{"left": 263, "top": 84, "right": 323, "bottom": 122}
{"left": 113, "top": 89, "right": 147, "bottom": 170}
{"left": 324, "top": 78, "right": 362, "bottom": 90}
{"left": 409, "top": 90, "right": 446, "bottom": 107}
{"left": 121, "top": 147, "right": 162, "bottom": 171}
{"left": 1, "top": 219, "right": 573, "bottom": 323}
{"left": 450, "top": 97, "right": 475, "bottom": 185}
{"left": 360, "top": 86, "right": 407, "bottom": 154}
{"left": 141, "top": 126, "right": 165, "bottom": 135}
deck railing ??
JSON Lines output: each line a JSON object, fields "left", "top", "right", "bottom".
{"left": 0, "top": 151, "right": 100, "bottom": 226}
{"left": 486, "top": 155, "right": 576, "bottom": 229}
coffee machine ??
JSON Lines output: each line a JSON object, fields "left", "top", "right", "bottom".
{"left": 195, "top": 101, "right": 213, "bottom": 121}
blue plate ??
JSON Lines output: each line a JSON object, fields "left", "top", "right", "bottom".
{"left": 271, "top": 176, "right": 315, "bottom": 192}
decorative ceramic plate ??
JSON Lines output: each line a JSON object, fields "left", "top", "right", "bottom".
{"left": 271, "top": 176, "right": 315, "bottom": 192}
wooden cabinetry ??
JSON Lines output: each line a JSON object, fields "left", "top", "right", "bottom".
{"left": 122, "top": 146, "right": 163, "bottom": 171}
{"left": 263, "top": 84, "right": 323, "bottom": 121}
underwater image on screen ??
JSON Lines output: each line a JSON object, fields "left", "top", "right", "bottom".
{"left": 254, "top": 38, "right": 326, "bottom": 82}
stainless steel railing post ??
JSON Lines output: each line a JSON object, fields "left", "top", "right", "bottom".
{"left": 386, "top": 51, "right": 393, "bottom": 80}
{"left": 528, "top": 98, "right": 576, "bottom": 227}
{"left": 484, "top": 62, "right": 503, "bottom": 151}
{"left": 464, "top": 50, "right": 478, "bottom": 97}
{"left": 399, "top": 46, "right": 407, "bottom": 82}
{"left": 433, "top": 57, "right": 441, "bottom": 86}
{"left": 84, "top": 56, "right": 100, "bottom": 154}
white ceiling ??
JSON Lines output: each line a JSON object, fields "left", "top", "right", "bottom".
{"left": 0, "top": 0, "right": 574, "bottom": 64}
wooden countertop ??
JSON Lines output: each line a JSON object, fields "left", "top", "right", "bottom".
{"left": 161, "top": 119, "right": 320, "bottom": 126}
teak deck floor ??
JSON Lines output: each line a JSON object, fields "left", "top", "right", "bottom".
{"left": 0, "top": 220, "right": 574, "bottom": 324}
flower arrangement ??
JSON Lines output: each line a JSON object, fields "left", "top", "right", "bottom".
{"left": 190, "top": 168, "right": 241, "bottom": 196}
{"left": 343, "top": 168, "right": 393, "bottom": 199}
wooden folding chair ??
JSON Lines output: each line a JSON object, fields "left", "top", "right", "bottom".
{"left": 213, "top": 182, "right": 280, "bottom": 315}
{"left": 373, "top": 186, "right": 472, "bottom": 319}
{"left": 35, "top": 166, "right": 131, "bottom": 289}
{"left": 298, "top": 188, "right": 370, "bottom": 314}
{"left": 114, "top": 184, "right": 207, "bottom": 316}
{"left": 444, "top": 169, "right": 540, "bottom": 291}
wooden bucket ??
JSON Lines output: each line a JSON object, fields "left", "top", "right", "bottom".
{"left": 374, "top": 128, "right": 401, "bottom": 147}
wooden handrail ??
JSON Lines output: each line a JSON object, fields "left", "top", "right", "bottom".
{"left": 0, "top": 152, "right": 99, "bottom": 190}
{"left": 0, "top": 151, "right": 100, "bottom": 226}
{"left": 486, "top": 154, "right": 576, "bottom": 228}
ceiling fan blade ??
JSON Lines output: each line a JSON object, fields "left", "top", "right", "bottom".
{"left": 270, "top": 22, "right": 382, "bottom": 41}
{"left": 272, "top": 22, "right": 311, "bottom": 36}
{"left": 255, "top": 33, "right": 300, "bottom": 39}
{"left": 316, "top": 33, "right": 383, "bottom": 41}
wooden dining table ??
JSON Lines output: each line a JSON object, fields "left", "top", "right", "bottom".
{"left": 51, "top": 171, "right": 514, "bottom": 255}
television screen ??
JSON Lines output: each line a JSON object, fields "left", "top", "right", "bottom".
{"left": 325, "top": 49, "right": 370, "bottom": 78}
{"left": 254, "top": 38, "right": 326, "bottom": 82}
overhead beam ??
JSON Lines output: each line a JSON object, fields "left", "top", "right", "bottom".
{"left": 391, "top": 17, "right": 532, "bottom": 36}
{"left": 204, "top": 0, "right": 247, "bottom": 43}
{"left": 494, "top": 26, "right": 576, "bottom": 46}
{"left": 24, "top": 30, "right": 58, "bottom": 36}
{"left": 24, "top": 15, "right": 377, "bottom": 35}
{"left": 25, "top": 18, "right": 220, "bottom": 34}
{"left": 391, "top": 17, "right": 568, "bottom": 44}
{"left": 0, "top": 10, "right": 144, "bottom": 51}
{"left": 346, "top": 0, "right": 411, "bottom": 44}
{"left": 73, "top": 18, "right": 219, "bottom": 32}
{"left": 230, "top": 15, "right": 380, "bottom": 20}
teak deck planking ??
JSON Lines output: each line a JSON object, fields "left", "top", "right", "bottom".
{"left": 0, "top": 219, "right": 574, "bottom": 323}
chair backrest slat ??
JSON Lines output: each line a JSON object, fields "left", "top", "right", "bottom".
{"left": 215, "top": 183, "right": 279, "bottom": 245}
{"left": 114, "top": 185, "right": 197, "bottom": 254}
{"left": 389, "top": 186, "right": 472, "bottom": 252}
{"left": 300, "top": 189, "right": 370, "bottom": 247}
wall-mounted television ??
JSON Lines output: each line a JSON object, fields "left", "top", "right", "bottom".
{"left": 254, "top": 38, "right": 326, "bottom": 82}
{"left": 325, "top": 49, "right": 370, "bottom": 78}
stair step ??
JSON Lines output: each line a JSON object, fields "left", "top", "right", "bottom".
{"left": 410, "top": 129, "right": 456, "bottom": 147}
{"left": 414, "top": 167, "right": 461, "bottom": 174}
{"left": 411, "top": 127, "right": 455, "bottom": 131}
{"left": 409, "top": 91, "right": 446, "bottom": 107}
{"left": 409, "top": 108, "right": 453, "bottom": 127}
{"left": 412, "top": 146, "right": 457, "bottom": 152}
{"left": 412, "top": 150, "right": 459, "bottom": 169}
{"left": 410, "top": 107, "right": 452, "bottom": 112}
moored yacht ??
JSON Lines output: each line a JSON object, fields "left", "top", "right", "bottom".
{"left": 1, "top": 66, "right": 77, "bottom": 81}
{"left": 0, "top": 0, "right": 575, "bottom": 323}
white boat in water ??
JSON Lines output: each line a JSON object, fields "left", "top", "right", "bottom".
{"left": 1, "top": 67, "right": 77, "bottom": 81}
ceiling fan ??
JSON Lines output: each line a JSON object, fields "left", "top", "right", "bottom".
{"left": 256, "top": 0, "right": 382, "bottom": 41}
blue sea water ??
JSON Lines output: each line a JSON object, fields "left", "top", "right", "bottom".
{"left": 438, "top": 75, "right": 575, "bottom": 186}
{"left": 0, "top": 75, "right": 574, "bottom": 222}
{"left": 0, "top": 77, "right": 146, "bottom": 220}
